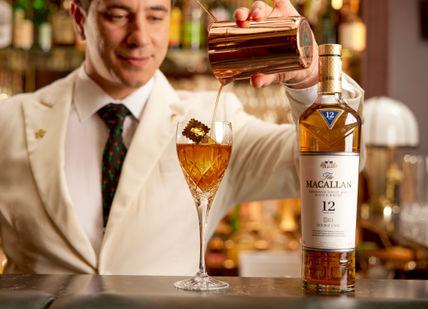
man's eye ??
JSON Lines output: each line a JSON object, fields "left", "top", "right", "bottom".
{"left": 105, "top": 9, "right": 129, "bottom": 21}
{"left": 110, "top": 14, "right": 127, "bottom": 20}
{"left": 147, "top": 15, "right": 164, "bottom": 22}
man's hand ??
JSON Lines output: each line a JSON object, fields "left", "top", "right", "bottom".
{"left": 234, "top": 0, "right": 319, "bottom": 89}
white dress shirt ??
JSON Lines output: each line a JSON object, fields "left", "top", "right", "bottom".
{"left": 65, "top": 66, "right": 154, "bottom": 254}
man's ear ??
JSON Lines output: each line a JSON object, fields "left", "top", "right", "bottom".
{"left": 70, "top": 1, "right": 86, "bottom": 40}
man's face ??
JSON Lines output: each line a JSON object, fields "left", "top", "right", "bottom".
{"left": 81, "top": 0, "right": 171, "bottom": 98}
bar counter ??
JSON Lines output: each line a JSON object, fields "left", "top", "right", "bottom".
{"left": 0, "top": 275, "right": 428, "bottom": 308}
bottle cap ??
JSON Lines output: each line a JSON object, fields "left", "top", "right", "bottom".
{"left": 319, "top": 44, "right": 342, "bottom": 57}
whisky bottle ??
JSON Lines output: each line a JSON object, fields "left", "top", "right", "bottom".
{"left": 299, "top": 44, "right": 361, "bottom": 293}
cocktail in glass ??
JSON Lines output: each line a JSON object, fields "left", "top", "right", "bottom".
{"left": 174, "top": 120, "right": 232, "bottom": 291}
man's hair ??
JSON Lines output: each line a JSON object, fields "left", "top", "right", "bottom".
{"left": 75, "top": 0, "right": 92, "bottom": 12}
{"left": 75, "top": 0, "right": 174, "bottom": 12}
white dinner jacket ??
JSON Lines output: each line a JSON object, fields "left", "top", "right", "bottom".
{"left": 0, "top": 69, "right": 363, "bottom": 275}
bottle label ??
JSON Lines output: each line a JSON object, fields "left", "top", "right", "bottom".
{"left": 300, "top": 153, "right": 359, "bottom": 251}
{"left": 319, "top": 109, "right": 343, "bottom": 129}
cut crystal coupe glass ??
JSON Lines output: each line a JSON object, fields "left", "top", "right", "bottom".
{"left": 174, "top": 120, "right": 232, "bottom": 291}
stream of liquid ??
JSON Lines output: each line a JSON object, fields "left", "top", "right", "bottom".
{"left": 193, "top": 0, "right": 230, "bottom": 125}
{"left": 210, "top": 84, "right": 224, "bottom": 124}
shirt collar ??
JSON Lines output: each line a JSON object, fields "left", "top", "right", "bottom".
{"left": 73, "top": 66, "right": 154, "bottom": 122}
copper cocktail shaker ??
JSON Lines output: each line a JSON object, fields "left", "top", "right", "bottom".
{"left": 207, "top": 16, "right": 313, "bottom": 84}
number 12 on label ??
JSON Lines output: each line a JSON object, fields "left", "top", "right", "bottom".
{"left": 322, "top": 201, "right": 336, "bottom": 212}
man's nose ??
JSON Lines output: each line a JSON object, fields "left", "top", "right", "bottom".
{"left": 127, "top": 16, "right": 149, "bottom": 47}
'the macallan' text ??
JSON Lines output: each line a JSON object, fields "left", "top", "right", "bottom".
{"left": 306, "top": 180, "right": 352, "bottom": 189}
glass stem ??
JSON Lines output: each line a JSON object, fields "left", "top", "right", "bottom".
{"left": 197, "top": 193, "right": 210, "bottom": 277}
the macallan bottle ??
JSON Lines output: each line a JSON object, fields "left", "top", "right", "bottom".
{"left": 299, "top": 44, "right": 361, "bottom": 293}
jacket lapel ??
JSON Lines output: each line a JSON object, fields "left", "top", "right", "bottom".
{"left": 100, "top": 71, "right": 190, "bottom": 240}
{"left": 22, "top": 71, "right": 97, "bottom": 269}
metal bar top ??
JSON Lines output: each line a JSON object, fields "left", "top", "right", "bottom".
{"left": 0, "top": 275, "right": 427, "bottom": 308}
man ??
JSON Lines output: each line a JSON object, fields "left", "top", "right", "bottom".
{"left": 0, "top": 0, "right": 363, "bottom": 274}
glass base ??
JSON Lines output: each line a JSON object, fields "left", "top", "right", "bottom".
{"left": 174, "top": 273, "right": 229, "bottom": 291}
{"left": 303, "top": 280, "right": 354, "bottom": 294}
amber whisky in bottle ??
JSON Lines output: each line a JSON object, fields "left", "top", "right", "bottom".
{"left": 299, "top": 44, "right": 361, "bottom": 293}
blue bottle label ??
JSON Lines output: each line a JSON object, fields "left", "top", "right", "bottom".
{"left": 319, "top": 109, "right": 343, "bottom": 129}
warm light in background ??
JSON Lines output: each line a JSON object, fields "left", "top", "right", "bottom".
{"left": 339, "top": 20, "right": 366, "bottom": 52}
{"left": 331, "top": 0, "right": 344, "bottom": 10}
{"left": 0, "top": 93, "right": 9, "bottom": 100}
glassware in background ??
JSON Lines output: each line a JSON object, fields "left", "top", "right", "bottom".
{"left": 399, "top": 155, "right": 428, "bottom": 246}
{"left": 175, "top": 120, "right": 232, "bottom": 291}
{"left": 0, "top": 245, "right": 6, "bottom": 274}
{"left": 400, "top": 155, "right": 425, "bottom": 208}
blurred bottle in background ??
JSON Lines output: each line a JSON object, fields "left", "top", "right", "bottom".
{"left": 51, "top": 0, "right": 75, "bottom": 47}
{"left": 338, "top": 0, "right": 365, "bottom": 52}
{"left": 13, "top": 0, "right": 34, "bottom": 50}
{"left": 338, "top": 0, "right": 365, "bottom": 83}
{"left": 316, "top": 0, "right": 338, "bottom": 44}
{"left": 33, "top": 0, "right": 52, "bottom": 51}
{"left": 169, "top": 0, "right": 182, "bottom": 48}
{"left": 0, "top": 0, "right": 13, "bottom": 48}
{"left": 182, "top": 0, "right": 205, "bottom": 49}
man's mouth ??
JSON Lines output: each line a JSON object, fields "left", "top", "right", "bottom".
{"left": 117, "top": 54, "right": 151, "bottom": 67}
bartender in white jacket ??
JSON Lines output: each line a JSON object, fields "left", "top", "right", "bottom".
{"left": 0, "top": 0, "right": 363, "bottom": 275}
